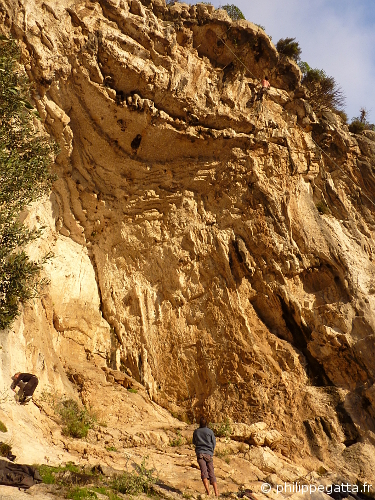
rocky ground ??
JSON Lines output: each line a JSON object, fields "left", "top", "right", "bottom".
{"left": 0, "top": 363, "right": 374, "bottom": 499}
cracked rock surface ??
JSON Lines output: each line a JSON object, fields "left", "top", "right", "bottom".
{"left": 0, "top": 0, "right": 375, "bottom": 493}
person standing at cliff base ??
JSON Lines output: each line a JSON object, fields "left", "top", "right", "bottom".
{"left": 193, "top": 416, "right": 219, "bottom": 497}
{"left": 10, "top": 373, "right": 39, "bottom": 404}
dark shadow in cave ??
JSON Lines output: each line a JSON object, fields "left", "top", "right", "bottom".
{"left": 279, "top": 296, "right": 332, "bottom": 387}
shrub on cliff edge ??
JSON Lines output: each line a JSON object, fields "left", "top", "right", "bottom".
{"left": 221, "top": 4, "right": 245, "bottom": 21}
{"left": 0, "top": 36, "right": 57, "bottom": 329}
{"left": 349, "top": 108, "right": 375, "bottom": 134}
{"left": 276, "top": 37, "right": 302, "bottom": 62}
{"left": 299, "top": 61, "right": 346, "bottom": 112}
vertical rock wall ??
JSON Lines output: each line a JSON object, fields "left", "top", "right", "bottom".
{"left": 1, "top": 0, "right": 375, "bottom": 470}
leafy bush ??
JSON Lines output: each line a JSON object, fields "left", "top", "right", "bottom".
{"left": 349, "top": 108, "right": 374, "bottom": 134}
{"left": 37, "top": 463, "right": 81, "bottom": 485}
{"left": 38, "top": 466, "right": 56, "bottom": 485}
{"left": 299, "top": 61, "right": 345, "bottom": 112}
{"left": 169, "top": 430, "right": 184, "bottom": 447}
{"left": 209, "top": 418, "right": 232, "bottom": 438}
{"left": 38, "top": 465, "right": 58, "bottom": 485}
{"left": 110, "top": 458, "right": 156, "bottom": 495}
{"left": 297, "top": 61, "right": 310, "bottom": 75}
{"left": 67, "top": 488, "right": 97, "bottom": 500}
{"left": 276, "top": 37, "right": 302, "bottom": 62}
{"left": 349, "top": 119, "right": 366, "bottom": 134}
{"left": 221, "top": 4, "right": 245, "bottom": 20}
{"left": 0, "top": 37, "right": 58, "bottom": 330}
{"left": 37, "top": 460, "right": 153, "bottom": 499}
{"left": 55, "top": 398, "right": 96, "bottom": 439}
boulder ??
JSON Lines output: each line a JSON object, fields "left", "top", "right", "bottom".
{"left": 247, "top": 447, "right": 308, "bottom": 481}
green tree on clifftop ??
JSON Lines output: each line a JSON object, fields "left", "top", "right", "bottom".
{"left": 221, "top": 4, "right": 245, "bottom": 20}
{"left": 0, "top": 36, "right": 58, "bottom": 329}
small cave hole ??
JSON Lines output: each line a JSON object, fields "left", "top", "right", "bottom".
{"left": 116, "top": 90, "right": 125, "bottom": 105}
{"left": 131, "top": 134, "right": 142, "bottom": 150}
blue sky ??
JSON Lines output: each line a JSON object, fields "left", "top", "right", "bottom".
{"left": 192, "top": 0, "right": 375, "bottom": 123}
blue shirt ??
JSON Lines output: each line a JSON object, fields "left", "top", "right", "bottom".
{"left": 193, "top": 427, "right": 216, "bottom": 456}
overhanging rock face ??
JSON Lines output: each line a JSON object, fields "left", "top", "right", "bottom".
{"left": 1, "top": 0, "right": 375, "bottom": 477}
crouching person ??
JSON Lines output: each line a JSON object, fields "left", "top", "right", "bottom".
{"left": 193, "top": 416, "right": 219, "bottom": 497}
{"left": 11, "top": 373, "right": 39, "bottom": 404}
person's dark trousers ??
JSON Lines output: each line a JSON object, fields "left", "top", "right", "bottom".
{"left": 23, "top": 376, "right": 38, "bottom": 397}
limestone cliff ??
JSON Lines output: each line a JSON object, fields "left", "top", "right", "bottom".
{"left": 1, "top": 0, "right": 375, "bottom": 490}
